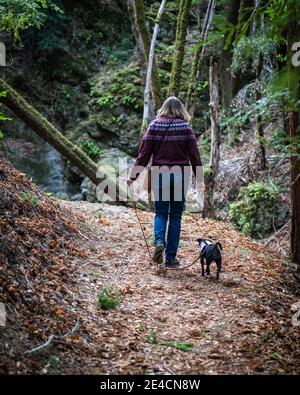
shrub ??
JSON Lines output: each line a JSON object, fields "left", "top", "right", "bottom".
{"left": 229, "top": 182, "right": 279, "bottom": 238}
{"left": 97, "top": 287, "right": 121, "bottom": 310}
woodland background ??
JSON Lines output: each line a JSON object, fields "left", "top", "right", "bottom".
{"left": 0, "top": 0, "right": 300, "bottom": 375}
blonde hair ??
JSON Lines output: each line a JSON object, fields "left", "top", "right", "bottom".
{"left": 157, "top": 96, "right": 191, "bottom": 123}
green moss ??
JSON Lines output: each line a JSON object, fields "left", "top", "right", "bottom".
{"left": 90, "top": 62, "right": 143, "bottom": 112}
{"left": 229, "top": 182, "right": 279, "bottom": 238}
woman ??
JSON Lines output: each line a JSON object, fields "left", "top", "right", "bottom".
{"left": 128, "top": 96, "right": 204, "bottom": 268}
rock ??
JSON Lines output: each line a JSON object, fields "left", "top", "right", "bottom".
{"left": 56, "top": 192, "right": 70, "bottom": 201}
{"left": 81, "top": 177, "right": 97, "bottom": 203}
{"left": 70, "top": 193, "right": 84, "bottom": 201}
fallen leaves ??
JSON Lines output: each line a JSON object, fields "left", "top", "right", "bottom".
{"left": 1, "top": 152, "right": 300, "bottom": 375}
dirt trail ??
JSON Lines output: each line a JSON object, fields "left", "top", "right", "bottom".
{"left": 59, "top": 201, "right": 300, "bottom": 375}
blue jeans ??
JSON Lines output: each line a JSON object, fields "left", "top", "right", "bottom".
{"left": 153, "top": 171, "right": 188, "bottom": 260}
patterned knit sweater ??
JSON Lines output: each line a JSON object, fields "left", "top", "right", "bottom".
{"left": 129, "top": 117, "right": 202, "bottom": 181}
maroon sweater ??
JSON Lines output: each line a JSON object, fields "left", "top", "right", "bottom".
{"left": 129, "top": 117, "right": 202, "bottom": 181}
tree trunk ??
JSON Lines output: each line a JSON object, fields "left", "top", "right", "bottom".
{"left": 185, "top": 0, "right": 216, "bottom": 113}
{"left": 290, "top": 110, "right": 300, "bottom": 265}
{"left": 132, "top": 0, "right": 163, "bottom": 110}
{"left": 287, "top": 9, "right": 300, "bottom": 266}
{"left": 0, "top": 78, "right": 129, "bottom": 204}
{"left": 141, "top": 0, "right": 167, "bottom": 134}
{"left": 127, "top": 0, "right": 144, "bottom": 62}
{"left": 255, "top": 52, "right": 267, "bottom": 170}
{"left": 0, "top": 79, "right": 98, "bottom": 184}
{"left": 168, "top": 0, "right": 192, "bottom": 97}
{"left": 219, "top": 0, "right": 240, "bottom": 108}
{"left": 232, "top": 0, "right": 254, "bottom": 96}
{"left": 235, "top": 0, "right": 254, "bottom": 39}
{"left": 203, "top": 59, "right": 220, "bottom": 219}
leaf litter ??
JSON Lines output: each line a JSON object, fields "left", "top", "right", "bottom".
{"left": 1, "top": 153, "right": 300, "bottom": 374}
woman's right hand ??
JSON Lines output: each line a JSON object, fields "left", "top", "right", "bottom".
{"left": 196, "top": 181, "right": 205, "bottom": 192}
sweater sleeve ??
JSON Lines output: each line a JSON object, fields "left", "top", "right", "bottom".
{"left": 187, "top": 128, "right": 203, "bottom": 183}
{"left": 129, "top": 127, "right": 154, "bottom": 181}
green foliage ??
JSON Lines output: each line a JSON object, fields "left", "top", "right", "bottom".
{"left": 145, "top": 329, "right": 159, "bottom": 345}
{"left": 91, "top": 63, "right": 143, "bottom": 112}
{"left": 196, "top": 80, "right": 208, "bottom": 94}
{"left": 96, "top": 95, "right": 114, "bottom": 108}
{"left": 111, "top": 115, "right": 124, "bottom": 127}
{"left": 97, "top": 287, "right": 122, "bottom": 310}
{"left": 145, "top": 329, "right": 194, "bottom": 352}
{"left": 106, "top": 32, "right": 135, "bottom": 65}
{"left": 0, "top": 91, "right": 12, "bottom": 137}
{"left": 20, "top": 192, "right": 38, "bottom": 208}
{"left": 163, "top": 340, "right": 194, "bottom": 352}
{"left": 80, "top": 140, "right": 101, "bottom": 160}
{"left": 204, "top": 167, "right": 214, "bottom": 177}
{"left": 231, "top": 35, "right": 277, "bottom": 74}
{"left": 34, "top": 10, "right": 71, "bottom": 55}
{"left": 136, "top": 323, "right": 146, "bottom": 333}
{"left": 220, "top": 80, "right": 294, "bottom": 147}
{"left": 121, "top": 95, "right": 140, "bottom": 109}
{"left": 0, "top": 0, "right": 62, "bottom": 43}
{"left": 263, "top": 127, "right": 290, "bottom": 155}
{"left": 229, "top": 182, "right": 279, "bottom": 238}
{"left": 48, "top": 355, "right": 61, "bottom": 375}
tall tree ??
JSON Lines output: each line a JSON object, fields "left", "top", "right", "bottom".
{"left": 141, "top": 0, "right": 167, "bottom": 134}
{"left": 203, "top": 59, "right": 221, "bottom": 218}
{"left": 219, "top": 0, "right": 241, "bottom": 108}
{"left": 287, "top": 10, "right": 300, "bottom": 265}
{"left": 132, "top": 0, "right": 163, "bottom": 109}
{"left": 290, "top": 111, "right": 300, "bottom": 265}
{"left": 232, "top": 0, "right": 255, "bottom": 96}
{"left": 185, "top": 0, "right": 216, "bottom": 113}
{"left": 168, "top": 0, "right": 192, "bottom": 97}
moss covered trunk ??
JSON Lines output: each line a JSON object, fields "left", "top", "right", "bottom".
{"left": 203, "top": 60, "right": 220, "bottom": 219}
{"left": 168, "top": 0, "right": 192, "bottom": 97}
{"left": 287, "top": 12, "right": 300, "bottom": 266}
{"left": 0, "top": 79, "right": 100, "bottom": 185}
{"left": 185, "top": 0, "right": 216, "bottom": 112}
{"left": 220, "top": 0, "right": 241, "bottom": 108}
{"left": 142, "top": 0, "right": 167, "bottom": 134}
{"left": 132, "top": 0, "right": 162, "bottom": 109}
{"left": 290, "top": 110, "right": 300, "bottom": 265}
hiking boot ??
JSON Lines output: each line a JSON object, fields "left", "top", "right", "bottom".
{"left": 152, "top": 243, "right": 164, "bottom": 264}
{"left": 165, "top": 258, "right": 180, "bottom": 268}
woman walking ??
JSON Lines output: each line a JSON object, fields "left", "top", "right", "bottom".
{"left": 128, "top": 97, "right": 204, "bottom": 268}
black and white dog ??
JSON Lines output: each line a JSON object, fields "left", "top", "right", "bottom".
{"left": 196, "top": 238, "right": 223, "bottom": 279}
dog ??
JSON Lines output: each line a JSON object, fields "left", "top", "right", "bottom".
{"left": 196, "top": 238, "right": 223, "bottom": 279}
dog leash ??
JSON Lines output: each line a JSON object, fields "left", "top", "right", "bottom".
{"left": 129, "top": 186, "right": 200, "bottom": 272}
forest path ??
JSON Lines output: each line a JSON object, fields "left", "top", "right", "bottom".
{"left": 61, "top": 201, "right": 300, "bottom": 374}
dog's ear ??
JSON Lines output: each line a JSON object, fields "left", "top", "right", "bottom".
{"left": 196, "top": 238, "right": 202, "bottom": 243}
{"left": 216, "top": 242, "right": 223, "bottom": 250}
